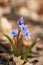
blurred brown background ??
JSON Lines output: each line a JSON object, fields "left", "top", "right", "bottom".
{"left": 0, "top": 0, "right": 43, "bottom": 40}
{"left": 0, "top": 0, "right": 43, "bottom": 65}
{"left": 0, "top": 0, "right": 43, "bottom": 51}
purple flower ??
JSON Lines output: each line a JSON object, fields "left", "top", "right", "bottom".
{"left": 10, "top": 29, "right": 18, "bottom": 36}
{"left": 20, "top": 24, "right": 28, "bottom": 31}
{"left": 24, "top": 30, "right": 31, "bottom": 40}
{"left": 18, "top": 17, "right": 24, "bottom": 27}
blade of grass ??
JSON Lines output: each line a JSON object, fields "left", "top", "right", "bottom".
{"left": 21, "top": 38, "right": 40, "bottom": 60}
{"left": 4, "top": 34, "right": 18, "bottom": 56}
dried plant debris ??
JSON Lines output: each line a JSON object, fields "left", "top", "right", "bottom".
{"left": 0, "top": 53, "right": 15, "bottom": 65}
{"left": 0, "top": 42, "right": 12, "bottom": 54}
{"left": 13, "top": 56, "right": 33, "bottom": 65}
{"left": 35, "top": 56, "right": 43, "bottom": 65}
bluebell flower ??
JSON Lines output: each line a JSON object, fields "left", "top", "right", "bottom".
{"left": 24, "top": 30, "right": 31, "bottom": 40}
{"left": 10, "top": 29, "right": 18, "bottom": 36}
{"left": 18, "top": 17, "right": 24, "bottom": 27}
{"left": 20, "top": 24, "right": 28, "bottom": 31}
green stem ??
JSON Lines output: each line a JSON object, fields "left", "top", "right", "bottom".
{"left": 17, "top": 36, "right": 22, "bottom": 55}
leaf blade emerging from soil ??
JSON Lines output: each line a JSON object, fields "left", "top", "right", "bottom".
{"left": 4, "top": 34, "right": 18, "bottom": 56}
{"left": 21, "top": 38, "right": 40, "bottom": 60}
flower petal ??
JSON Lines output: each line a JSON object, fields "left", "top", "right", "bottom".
{"left": 24, "top": 30, "right": 31, "bottom": 40}
{"left": 18, "top": 17, "right": 24, "bottom": 27}
{"left": 9, "top": 29, "right": 18, "bottom": 36}
{"left": 20, "top": 24, "right": 28, "bottom": 31}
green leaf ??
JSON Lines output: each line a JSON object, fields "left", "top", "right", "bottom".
{"left": 21, "top": 38, "right": 40, "bottom": 60}
{"left": 4, "top": 34, "right": 18, "bottom": 56}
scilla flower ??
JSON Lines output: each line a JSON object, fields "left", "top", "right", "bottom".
{"left": 18, "top": 17, "right": 24, "bottom": 27}
{"left": 10, "top": 29, "right": 18, "bottom": 36}
{"left": 24, "top": 30, "right": 31, "bottom": 40}
{"left": 20, "top": 24, "right": 28, "bottom": 31}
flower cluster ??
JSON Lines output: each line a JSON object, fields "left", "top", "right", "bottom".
{"left": 4, "top": 17, "right": 39, "bottom": 60}
{"left": 10, "top": 17, "right": 31, "bottom": 40}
